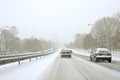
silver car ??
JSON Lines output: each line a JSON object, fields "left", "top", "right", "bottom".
{"left": 90, "top": 48, "right": 112, "bottom": 63}
{"left": 60, "top": 50, "right": 72, "bottom": 58}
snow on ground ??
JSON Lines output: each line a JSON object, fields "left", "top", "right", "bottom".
{"left": 112, "top": 53, "right": 120, "bottom": 62}
{"left": 0, "top": 50, "right": 59, "bottom": 80}
{"left": 72, "top": 49, "right": 90, "bottom": 56}
{"left": 72, "top": 49, "right": 120, "bottom": 62}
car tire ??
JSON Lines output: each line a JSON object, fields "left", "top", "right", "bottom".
{"left": 94, "top": 58, "right": 97, "bottom": 62}
{"left": 108, "top": 59, "right": 111, "bottom": 63}
{"left": 90, "top": 57, "right": 92, "bottom": 61}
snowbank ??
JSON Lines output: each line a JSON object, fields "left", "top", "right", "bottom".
{"left": 72, "top": 49, "right": 90, "bottom": 56}
{"left": 72, "top": 49, "right": 120, "bottom": 62}
{"left": 112, "top": 53, "right": 120, "bottom": 62}
{"left": 0, "top": 51, "right": 59, "bottom": 80}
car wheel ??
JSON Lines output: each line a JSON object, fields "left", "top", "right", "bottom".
{"left": 90, "top": 57, "right": 92, "bottom": 61}
{"left": 94, "top": 58, "right": 97, "bottom": 62}
{"left": 108, "top": 59, "right": 111, "bottom": 63}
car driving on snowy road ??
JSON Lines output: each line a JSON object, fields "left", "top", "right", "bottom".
{"left": 90, "top": 48, "right": 112, "bottom": 63}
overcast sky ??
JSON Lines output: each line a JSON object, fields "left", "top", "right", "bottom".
{"left": 0, "top": 0, "right": 120, "bottom": 45}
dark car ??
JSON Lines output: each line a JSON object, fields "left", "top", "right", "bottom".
{"left": 90, "top": 48, "right": 112, "bottom": 63}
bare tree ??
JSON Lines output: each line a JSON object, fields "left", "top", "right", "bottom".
{"left": 72, "top": 34, "right": 86, "bottom": 49}
{"left": 82, "top": 34, "right": 96, "bottom": 49}
{"left": 22, "top": 37, "right": 53, "bottom": 52}
{"left": 90, "top": 17, "right": 118, "bottom": 51}
{"left": 112, "top": 11, "right": 120, "bottom": 50}
{"left": 0, "top": 26, "right": 18, "bottom": 51}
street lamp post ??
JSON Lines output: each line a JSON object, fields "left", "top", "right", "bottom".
{"left": 52, "top": 33, "right": 57, "bottom": 51}
{"left": 88, "top": 24, "right": 94, "bottom": 49}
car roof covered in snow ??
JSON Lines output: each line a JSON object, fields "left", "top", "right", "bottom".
{"left": 97, "top": 48, "right": 110, "bottom": 52}
{"left": 60, "top": 50, "right": 72, "bottom": 53}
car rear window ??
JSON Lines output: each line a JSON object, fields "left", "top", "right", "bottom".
{"left": 98, "top": 50, "right": 109, "bottom": 53}
{"left": 96, "top": 48, "right": 110, "bottom": 53}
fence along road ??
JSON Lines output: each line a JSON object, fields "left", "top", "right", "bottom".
{"left": 0, "top": 49, "right": 55, "bottom": 65}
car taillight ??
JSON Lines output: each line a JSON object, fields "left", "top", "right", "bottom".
{"left": 107, "top": 53, "right": 111, "bottom": 56}
{"left": 95, "top": 53, "right": 100, "bottom": 56}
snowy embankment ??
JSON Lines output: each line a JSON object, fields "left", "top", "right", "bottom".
{"left": 72, "top": 49, "right": 120, "bottom": 62}
{"left": 0, "top": 50, "right": 59, "bottom": 80}
{"left": 112, "top": 53, "right": 120, "bottom": 62}
{"left": 72, "top": 49, "right": 90, "bottom": 56}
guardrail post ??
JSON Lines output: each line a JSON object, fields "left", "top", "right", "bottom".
{"left": 29, "top": 58, "right": 31, "bottom": 61}
{"left": 18, "top": 61, "right": 21, "bottom": 65}
{"left": 0, "top": 49, "right": 54, "bottom": 66}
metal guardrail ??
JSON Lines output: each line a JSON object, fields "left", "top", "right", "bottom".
{"left": 0, "top": 49, "right": 55, "bottom": 65}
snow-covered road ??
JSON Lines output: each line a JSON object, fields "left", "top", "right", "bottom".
{"left": 0, "top": 49, "right": 120, "bottom": 80}
{"left": 37, "top": 55, "right": 120, "bottom": 80}
{"left": 0, "top": 51, "right": 59, "bottom": 80}
{"left": 73, "top": 49, "right": 120, "bottom": 72}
